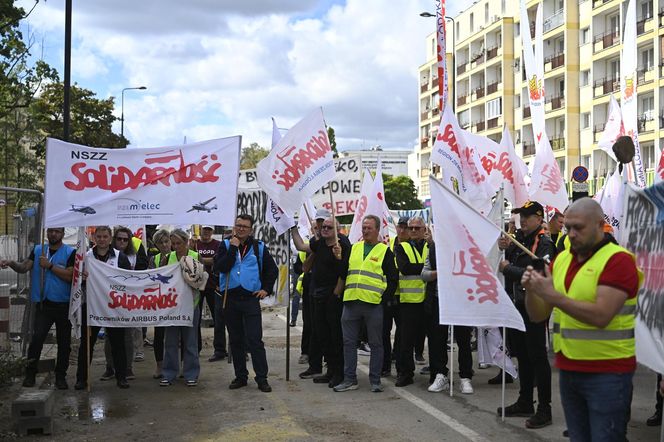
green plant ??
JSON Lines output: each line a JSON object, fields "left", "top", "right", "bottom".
{"left": 0, "top": 351, "right": 27, "bottom": 386}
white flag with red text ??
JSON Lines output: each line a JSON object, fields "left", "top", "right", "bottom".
{"left": 621, "top": 0, "right": 647, "bottom": 188}
{"left": 257, "top": 108, "right": 335, "bottom": 216}
{"left": 265, "top": 118, "right": 295, "bottom": 235}
{"left": 528, "top": 134, "right": 568, "bottom": 211}
{"left": 430, "top": 177, "right": 525, "bottom": 331}
{"left": 656, "top": 147, "right": 664, "bottom": 184}
{"left": 365, "top": 159, "right": 390, "bottom": 242}
{"left": 597, "top": 95, "right": 623, "bottom": 162}
{"left": 431, "top": 105, "right": 495, "bottom": 212}
{"left": 348, "top": 169, "right": 374, "bottom": 243}
{"left": 68, "top": 227, "right": 88, "bottom": 339}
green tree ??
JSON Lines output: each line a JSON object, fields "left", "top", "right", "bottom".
{"left": 240, "top": 142, "right": 269, "bottom": 169}
{"left": 327, "top": 126, "right": 338, "bottom": 158}
{"left": 383, "top": 174, "right": 422, "bottom": 210}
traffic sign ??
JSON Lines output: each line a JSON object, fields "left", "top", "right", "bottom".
{"left": 572, "top": 166, "right": 589, "bottom": 183}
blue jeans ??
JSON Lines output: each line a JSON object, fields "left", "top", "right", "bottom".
{"left": 559, "top": 370, "right": 633, "bottom": 442}
{"left": 163, "top": 307, "right": 201, "bottom": 382}
{"left": 341, "top": 301, "right": 383, "bottom": 384}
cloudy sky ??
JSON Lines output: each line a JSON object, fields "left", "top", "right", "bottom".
{"left": 18, "top": 0, "right": 463, "bottom": 151}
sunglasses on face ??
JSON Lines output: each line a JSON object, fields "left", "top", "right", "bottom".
{"left": 409, "top": 226, "right": 423, "bottom": 231}
{"left": 234, "top": 225, "right": 251, "bottom": 230}
{"left": 321, "top": 226, "right": 334, "bottom": 230}
{"left": 115, "top": 237, "right": 130, "bottom": 242}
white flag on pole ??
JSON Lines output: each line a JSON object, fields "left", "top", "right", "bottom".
{"left": 597, "top": 95, "right": 623, "bottom": 163}
{"left": 365, "top": 159, "right": 390, "bottom": 242}
{"left": 656, "top": 147, "right": 664, "bottom": 184}
{"left": 68, "top": 227, "right": 88, "bottom": 339}
{"left": 347, "top": 169, "right": 374, "bottom": 243}
{"left": 594, "top": 165, "right": 624, "bottom": 239}
{"left": 256, "top": 108, "right": 335, "bottom": 216}
{"left": 528, "top": 134, "right": 568, "bottom": 212}
{"left": 430, "top": 177, "right": 525, "bottom": 331}
{"left": 265, "top": 118, "right": 295, "bottom": 236}
{"left": 477, "top": 327, "right": 519, "bottom": 379}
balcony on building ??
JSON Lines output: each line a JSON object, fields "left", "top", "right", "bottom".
{"left": 593, "top": 0, "right": 615, "bottom": 8}
{"left": 545, "top": 94, "right": 565, "bottom": 111}
{"left": 593, "top": 30, "right": 620, "bottom": 53}
{"left": 471, "top": 85, "right": 485, "bottom": 100}
{"left": 660, "top": 110, "right": 664, "bottom": 129}
{"left": 637, "top": 12, "right": 654, "bottom": 36}
{"left": 637, "top": 65, "right": 655, "bottom": 85}
{"left": 487, "top": 81, "right": 500, "bottom": 95}
{"left": 543, "top": 9, "right": 565, "bottom": 34}
{"left": 660, "top": 7, "right": 664, "bottom": 27}
{"left": 420, "top": 136, "right": 430, "bottom": 149}
{"left": 470, "top": 49, "right": 485, "bottom": 70}
{"left": 457, "top": 93, "right": 468, "bottom": 107}
{"left": 550, "top": 136, "right": 565, "bottom": 151}
{"left": 487, "top": 115, "right": 501, "bottom": 130}
{"left": 523, "top": 106, "right": 531, "bottom": 119}
{"left": 638, "top": 110, "right": 655, "bottom": 133}
{"left": 593, "top": 76, "right": 620, "bottom": 97}
{"left": 593, "top": 123, "right": 606, "bottom": 143}
{"left": 544, "top": 53, "right": 565, "bottom": 72}
{"left": 472, "top": 120, "right": 486, "bottom": 132}
{"left": 421, "top": 109, "right": 431, "bottom": 121}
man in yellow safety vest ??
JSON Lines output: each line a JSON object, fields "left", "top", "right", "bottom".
{"left": 522, "top": 198, "right": 642, "bottom": 441}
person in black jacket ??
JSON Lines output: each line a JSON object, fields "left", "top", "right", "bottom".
{"left": 214, "top": 214, "right": 278, "bottom": 392}
{"left": 497, "top": 201, "right": 556, "bottom": 429}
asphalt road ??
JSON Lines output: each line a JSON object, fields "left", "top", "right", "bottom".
{"left": 3, "top": 306, "right": 662, "bottom": 441}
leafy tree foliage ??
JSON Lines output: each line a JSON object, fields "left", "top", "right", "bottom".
{"left": 383, "top": 174, "right": 422, "bottom": 210}
{"left": 327, "top": 126, "right": 338, "bottom": 158}
{"left": 240, "top": 142, "right": 269, "bottom": 169}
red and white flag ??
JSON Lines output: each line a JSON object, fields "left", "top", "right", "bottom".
{"left": 265, "top": 118, "right": 295, "bottom": 235}
{"left": 621, "top": 0, "right": 646, "bottom": 188}
{"left": 594, "top": 166, "right": 623, "bottom": 238}
{"left": 257, "top": 108, "right": 335, "bottom": 216}
{"left": 347, "top": 169, "right": 374, "bottom": 243}
{"left": 429, "top": 176, "right": 525, "bottom": 331}
{"left": 435, "top": 0, "right": 448, "bottom": 110}
{"left": 528, "top": 134, "right": 568, "bottom": 212}
{"left": 431, "top": 105, "right": 495, "bottom": 212}
{"left": 597, "top": 95, "right": 623, "bottom": 162}
{"left": 468, "top": 127, "right": 529, "bottom": 208}
{"left": 656, "top": 147, "right": 664, "bottom": 184}
{"left": 68, "top": 227, "right": 88, "bottom": 339}
{"left": 365, "top": 159, "right": 390, "bottom": 242}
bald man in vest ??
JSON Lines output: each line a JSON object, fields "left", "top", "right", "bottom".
{"left": 522, "top": 198, "right": 641, "bottom": 442}
{"left": 334, "top": 215, "right": 398, "bottom": 393}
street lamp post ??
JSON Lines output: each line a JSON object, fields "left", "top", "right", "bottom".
{"left": 420, "top": 12, "right": 456, "bottom": 112}
{"left": 120, "top": 86, "right": 147, "bottom": 147}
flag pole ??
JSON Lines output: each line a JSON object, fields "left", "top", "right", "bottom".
{"left": 429, "top": 175, "right": 538, "bottom": 259}
{"left": 501, "top": 326, "right": 506, "bottom": 422}
{"left": 286, "top": 229, "right": 291, "bottom": 381}
{"left": 302, "top": 204, "right": 316, "bottom": 235}
{"left": 449, "top": 325, "right": 454, "bottom": 397}
{"left": 328, "top": 188, "right": 338, "bottom": 243}
{"left": 86, "top": 324, "right": 91, "bottom": 393}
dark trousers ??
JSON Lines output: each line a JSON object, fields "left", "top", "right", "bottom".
{"left": 301, "top": 287, "right": 312, "bottom": 355}
{"left": 153, "top": 327, "right": 165, "bottom": 362}
{"left": 508, "top": 306, "right": 551, "bottom": 410}
{"left": 210, "top": 290, "right": 227, "bottom": 357}
{"left": 306, "top": 281, "right": 323, "bottom": 371}
{"left": 397, "top": 302, "right": 425, "bottom": 378}
{"left": 425, "top": 297, "right": 473, "bottom": 381}
{"left": 382, "top": 304, "right": 399, "bottom": 372}
{"left": 76, "top": 304, "right": 127, "bottom": 383}
{"left": 312, "top": 293, "right": 344, "bottom": 377}
{"left": 415, "top": 317, "right": 426, "bottom": 357}
{"left": 657, "top": 374, "right": 663, "bottom": 413}
{"left": 26, "top": 300, "right": 71, "bottom": 380}
{"left": 225, "top": 294, "right": 268, "bottom": 383}
{"left": 197, "top": 287, "right": 217, "bottom": 353}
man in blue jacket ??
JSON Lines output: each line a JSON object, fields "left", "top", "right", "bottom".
{"left": 214, "top": 214, "right": 278, "bottom": 392}
{"left": 1, "top": 227, "right": 75, "bottom": 389}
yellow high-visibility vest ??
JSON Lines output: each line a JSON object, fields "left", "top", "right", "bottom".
{"left": 552, "top": 242, "right": 642, "bottom": 360}
{"left": 398, "top": 242, "right": 428, "bottom": 304}
{"left": 344, "top": 241, "right": 388, "bottom": 305}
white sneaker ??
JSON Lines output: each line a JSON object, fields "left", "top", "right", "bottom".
{"left": 460, "top": 378, "right": 474, "bottom": 394}
{"left": 427, "top": 373, "right": 449, "bottom": 392}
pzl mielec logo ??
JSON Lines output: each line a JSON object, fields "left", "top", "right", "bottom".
{"left": 623, "top": 77, "right": 635, "bottom": 101}
{"left": 528, "top": 75, "right": 543, "bottom": 100}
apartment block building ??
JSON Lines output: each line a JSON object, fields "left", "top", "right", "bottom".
{"left": 416, "top": 0, "right": 662, "bottom": 201}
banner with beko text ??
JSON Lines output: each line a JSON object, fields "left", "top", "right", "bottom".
{"left": 256, "top": 108, "right": 336, "bottom": 216}
{"left": 44, "top": 136, "right": 241, "bottom": 227}
{"left": 85, "top": 259, "right": 195, "bottom": 327}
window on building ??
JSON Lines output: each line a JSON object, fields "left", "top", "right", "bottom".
{"left": 457, "top": 22, "right": 460, "bottom": 40}
{"left": 556, "top": 158, "right": 566, "bottom": 178}
{"left": 470, "top": 13, "right": 474, "bottom": 32}
{"left": 501, "top": 0, "right": 506, "bottom": 14}
{"left": 485, "top": 3, "right": 489, "bottom": 23}
{"left": 582, "top": 112, "right": 590, "bottom": 129}
{"left": 641, "top": 47, "right": 654, "bottom": 69}
{"left": 642, "top": 143, "right": 655, "bottom": 169}
{"left": 486, "top": 97, "right": 502, "bottom": 119}
{"left": 556, "top": 38, "right": 564, "bottom": 53}
{"left": 581, "top": 27, "right": 590, "bottom": 44}
{"left": 609, "top": 15, "right": 619, "bottom": 33}
{"left": 459, "top": 110, "right": 470, "bottom": 128}
{"left": 641, "top": 1, "right": 653, "bottom": 19}
{"left": 580, "top": 70, "right": 590, "bottom": 86}
{"left": 515, "top": 23, "right": 520, "bottom": 37}
{"left": 515, "top": 94, "right": 521, "bottom": 108}
{"left": 582, "top": 155, "right": 590, "bottom": 169}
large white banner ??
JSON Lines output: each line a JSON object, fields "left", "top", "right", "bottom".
{"left": 256, "top": 108, "right": 335, "bottom": 216}
{"left": 265, "top": 118, "right": 295, "bottom": 236}
{"left": 86, "top": 259, "right": 195, "bottom": 327}
{"left": 620, "top": 182, "right": 664, "bottom": 373}
{"left": 44, "top": 137, "right": 241, "bottom": 227}
{"left": 621, "top": 0, "right": 646, "bottom": 188}
{"left": 430, "top": 177, "right": 525, "bottom": 331}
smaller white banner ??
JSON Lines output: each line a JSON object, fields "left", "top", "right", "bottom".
{"left": 86, "top": 258, "right": 195, "bottom": 327}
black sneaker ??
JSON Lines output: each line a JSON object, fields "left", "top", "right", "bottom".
{"left": 55, "top": 378, "right": 69, "bottom": 390}
{"left": 74, "top": 380, "right": 86, "bottom": 390}
{"left": 100, "top": 369, "right": 115, "bottom": 381}
{"left": 258, "top": 381, "right": 272, "bottom": 392}
{"left": 395, "top": 376, "right": 414, "bottom": 387}
{"left": 497, "top": 401, "right": 535, "bottom": 417}
{"left": 313, "top": 373, "right": 331, "bottom": 384}
{"left": 488, "top": 371, "right": 513, "bottom": 385}
{"left": 299, "top": 368, "right": 321, "bottom": 379}
{"left": 208, "top": 353, "right": 227, "bottom": 362}
{"left": 22, "top": 374, "right": 36, "bottom": 388}
{"left": 526, "top": 409, "right": 552, "bottom": 429}
{"left": 116, "top": 379, "right": 130, "bottom": 389}
{"left": 229, "top": 378, "right": 248, "bottom": 389}
{"left": 647, "top": 410, "right": 662, "bottom": 426}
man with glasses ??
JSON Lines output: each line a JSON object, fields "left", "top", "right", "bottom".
{"left": 292, "top": 216, "right": 351, "bottom": 388}
{"left": 394, "top": 216, "right": 432, "bottom": 387}
{"left": 214, "top": 214, "right": 278, "bottom": 392}
{"left": 1, "top": 228, "right": 75, "bottom": 389}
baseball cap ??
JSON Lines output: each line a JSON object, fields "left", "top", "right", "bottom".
{"left": 201, "top": 225, "right": 214, "bottom": 230}
{"left": 512, "top": 201, "right": 544, "bottom": 217}
{"left": 397, "top": 216, "right": 410, "bottom": 226}
{"left": 315, "top": 208, "right": 332, "bottom": 220}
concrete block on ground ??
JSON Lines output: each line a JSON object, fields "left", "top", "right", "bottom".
{"left": 14, "top": 415, "right": 53, "bottom": 436}
{"left": 11, "top": 389, "right": 54, "bottom": 418}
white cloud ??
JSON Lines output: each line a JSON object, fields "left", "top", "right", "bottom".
{"left": 19, "top": 0, "right": 435, "bottom": 151}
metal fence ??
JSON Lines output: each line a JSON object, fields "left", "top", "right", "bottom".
{"left": 0, "top": 200, "right": 41, "bottom": 357}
